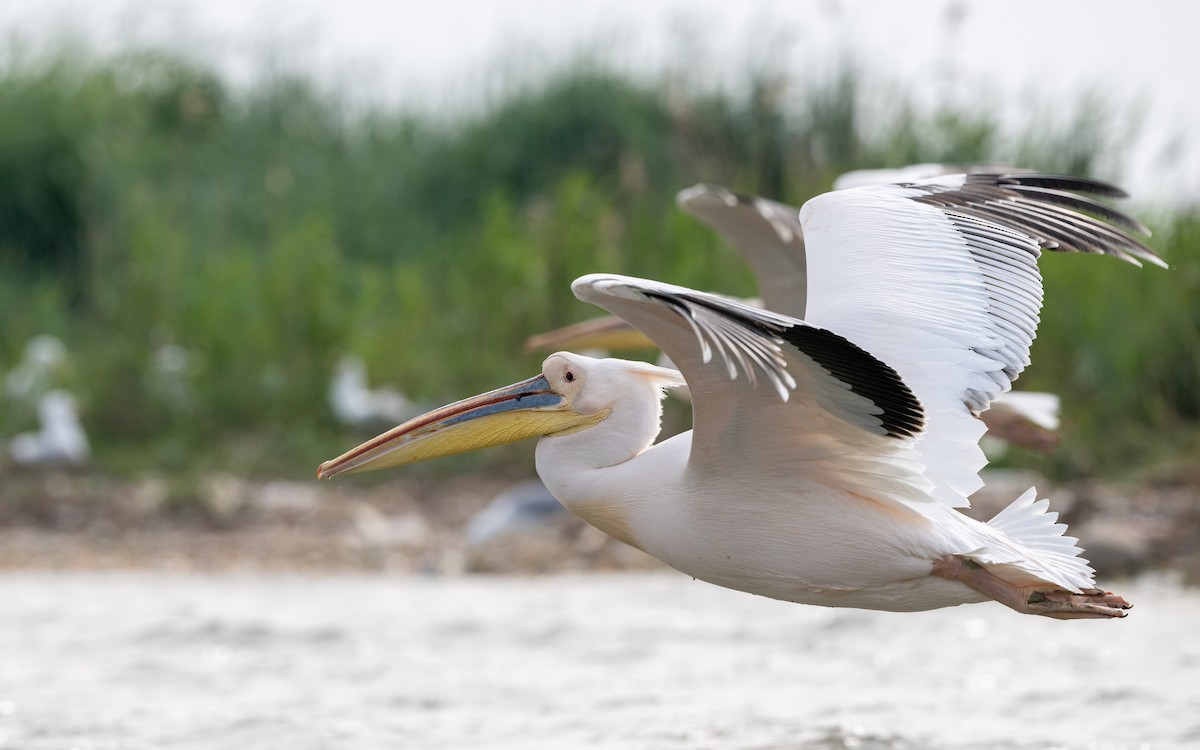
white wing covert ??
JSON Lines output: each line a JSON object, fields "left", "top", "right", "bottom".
{"left": 798, "top": 173, "right": 1162, "bottom": 507}
{"left": 572, "top": 274, "right": 934, "bottom": 514}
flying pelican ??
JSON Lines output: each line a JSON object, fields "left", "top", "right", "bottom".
{"left": 525, "top": 172, "right": 1060, "bottom": 451}
{"left": 319, "top": 173, "right": 1163, "bottom": 619}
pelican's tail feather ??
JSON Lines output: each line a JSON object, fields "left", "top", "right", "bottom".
{"left": 975, "top": 487, "right": 1095, "bottom": 593}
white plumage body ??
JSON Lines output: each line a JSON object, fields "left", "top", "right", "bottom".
{"left": 535, "top": 359, "right": 1070, "bottom": 613}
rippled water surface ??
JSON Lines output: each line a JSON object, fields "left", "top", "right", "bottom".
{"left": 2, "top": 572, "right": 1198, "bottom": 749}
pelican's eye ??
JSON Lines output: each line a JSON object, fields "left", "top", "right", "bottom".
{"left": 565, "top": 371, "right": 576, "bottom": 383}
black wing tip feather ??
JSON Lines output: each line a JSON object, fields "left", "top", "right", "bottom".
{"left": 918, "top": 172, "right": 1167, "bottom": 269}
{"left": 780, "top": 326, "right": 925, "bottom": 439}
{"left": 647, "top": 288, "right": 926, "bottom": 440}
{"left": 987, "top": 172, "right": 1130, "bottom": 199}
{"left": 1007, "top": 183, "right": 1151, "bottom": 235}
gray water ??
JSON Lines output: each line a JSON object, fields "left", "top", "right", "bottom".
{"left": 2, "top": 572, "right": 1197, "bottom": 750}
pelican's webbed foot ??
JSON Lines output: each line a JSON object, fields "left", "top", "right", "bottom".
{"left": 1022, "top": 587, "right": 1133, "bottom": 619}
{"left": 932, "top": 555, "right": 1132, "bottom": 620}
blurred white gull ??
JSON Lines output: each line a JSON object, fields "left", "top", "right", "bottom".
{"left": 3, "top": 334, "right": 68, "bottom": 401}
{"left": 150, "top": 343, "right": 195, "bottom": 412}
{"left": 465, "top": 479, "right": 568, "bottom": 545}
{"left": 347, "top": 502, "right": 431, "bottom": 548}
{"left": 329, "top": 355, "right": 421, "bottom": 427}
{"left": 980, "top": 391, "right": 1062, "bottom": 455}
{"left": 992, "top": 392, "right": 1060, "bottom": 432}
{"left": 9, "top": 389, "right": 91, "bottom": 468}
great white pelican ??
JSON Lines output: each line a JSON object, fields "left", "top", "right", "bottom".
{"left": 320, "top": 173, "right": 1164, "bottom": 619}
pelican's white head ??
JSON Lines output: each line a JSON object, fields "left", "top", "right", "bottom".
{"left": 316, "top": 352, "right": 684, "bottom": 479}
{"left": 538, "top": 352, "right": 685, "bottom": 469}
{"left": 541, "top": 352, "right": 682, "bottom": 414}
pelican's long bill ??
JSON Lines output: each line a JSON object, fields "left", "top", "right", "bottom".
{"left": 317, "top": 373, "right": 606, "bottom": 479}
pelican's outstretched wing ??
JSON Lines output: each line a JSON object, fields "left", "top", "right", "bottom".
{"left": 573, "top": 274, "right": 936, "bottom": 514}
{"left": 676, "top": 185, "right": 808, "bottom": 317}
{"left": 677, "top": 166, "right": 1026, "bottom": 318}
{"left": 797, "top": 173, "right": 1162, "bottom": 506}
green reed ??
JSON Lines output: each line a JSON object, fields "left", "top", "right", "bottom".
{"left": 0, "top": 47, "right": 1193, "bottom": 479}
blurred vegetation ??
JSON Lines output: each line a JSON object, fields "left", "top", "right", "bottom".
{"left": 0, "top": 46, "right": 1195, "bottom": 481}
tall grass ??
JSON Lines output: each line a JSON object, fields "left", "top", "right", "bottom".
{"left": 1030, "top": 212, "right": 1200, "bottom": 478}
{"left": 0, "top": 47, "right": 1194, "bottom": 479}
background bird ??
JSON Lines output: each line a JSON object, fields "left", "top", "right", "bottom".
{"left": 8, "top": 389, "right": 91, "bottom": 468}
{"left": 328, "top": 355, "right": 425, "bottom": 429}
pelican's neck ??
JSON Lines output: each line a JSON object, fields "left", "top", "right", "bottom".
{"left": 534, "top": 378, "right": 682, "bottom": 549}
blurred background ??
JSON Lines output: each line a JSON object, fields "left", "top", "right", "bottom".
{"left": 0, "top": 0, "right": 1197, "bottom": 561}
{"left": 3, "top": 1, "right": 1200, "bottom": 748}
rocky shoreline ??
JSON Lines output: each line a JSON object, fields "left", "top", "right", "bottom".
{"left": 1, "top": 468, "right": 1198, "bottom": 586}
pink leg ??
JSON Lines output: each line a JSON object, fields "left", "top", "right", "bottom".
{"left": 932, "top": 556, "right": 1132, "bottom": 620}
